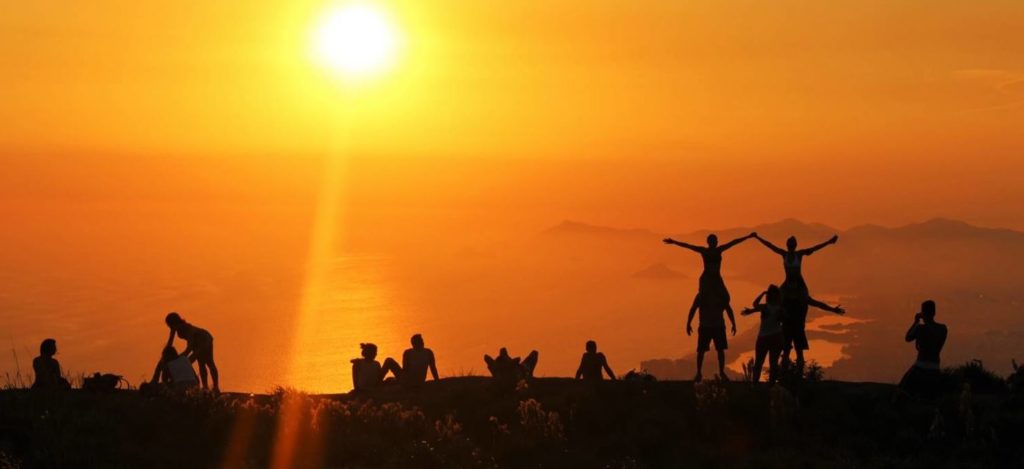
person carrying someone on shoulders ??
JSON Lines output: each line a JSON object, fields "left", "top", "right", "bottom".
{"left": 575, "top": 340, "right": 616, "bottom": 381}
{"left": 32, "top": 338, "right": 71, "bottom": 390}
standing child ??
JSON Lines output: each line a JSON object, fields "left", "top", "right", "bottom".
{"left": 165, "top": 312, "right": 219, "bottom": 392}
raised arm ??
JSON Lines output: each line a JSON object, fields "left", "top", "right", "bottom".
{"left": 905, "top": 314, "right": 921, "bottom": 342}
{"left": 754, "top": 235, "right": 787, "bottom": 255}
{"left": 662, "top": 238, "right": 705, "bottom": 253}
{"left": 720, "top": 232, "right": 757, "bottom": 251}
{"left": 801, "top": 235, "right": 839, "bottom": 256}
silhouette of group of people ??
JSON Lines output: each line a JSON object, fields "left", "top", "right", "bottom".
{"left": 665, "top": 232, "right": 845, "bottom": 383}
{"left": 28, "top": 230, "right": 948, "bottom": 398}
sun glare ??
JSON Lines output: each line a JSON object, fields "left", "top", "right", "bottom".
{"left": 312, "top": 2, "right": 400, "bottom": 79}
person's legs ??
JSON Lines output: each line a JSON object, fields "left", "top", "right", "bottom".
{"left": 382, "top": 357, "right": 403, "bottom": 379}
{"left": 198, "top": 361, "right": 209, "bottom": 389}
{"left": 753, "top": 346, "right": 767, "bottom": 384}
{"left": 196, "top": 341, "right": 218, "bottom": 391}
{"left": 713, "top": 327, "right": 729, "bottom": 380}
{"left": 521, "top": 351, "right": 539, "bottom": 378}
{"left": 695, "top": 350, "right": 705, "bottom": 382}
{"left": 768, "top": 347, "right": 781, "bottom": 384}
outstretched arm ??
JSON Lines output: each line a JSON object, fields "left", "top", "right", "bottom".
{"left": 754, "top": 235, "right": 787, "bottom": 255}
{"left": 720, "top": 232, "right": 757, "bottom": 251}
{"left": 662, "top": 238, "right": 705, "bottom": 253}
{"left": 801, "top": 235, "right": 839, "bottom": 256}
{"left": 808, "top": 296, "right": 844, "bottom": 315}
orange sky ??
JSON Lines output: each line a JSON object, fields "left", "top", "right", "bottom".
{"left": 3, "top": 1, "right": 1022, "bottom": 152}
{"left": 1, "top": 0, "right": 1023, "bottom": 233}
{"left": 2, "top": 1, "right": 1024, "bottom": 392}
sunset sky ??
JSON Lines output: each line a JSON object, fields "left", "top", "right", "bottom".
{"left": 3, "top": 1, "right": 1024, "bottom": 231}
{"left": 1, "top": 1, "right": 1023, "bottom": 392}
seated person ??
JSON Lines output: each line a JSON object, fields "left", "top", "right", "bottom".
{"left": 484, "top": 347, "right": 539, "bottom": 380}
{"left": 351, "top": 343, "right": 398, "bottom": 392}
{"left": 150, "top": 345, "right": 200, "bottom": 390}
{"left": 575, "top": 340, "right": 616, "bottom": 381}
{"left": 32, "top": 338, "right": 70, "bottom": 390}
{"left": 377, "top": 334, "right": 439, "bottom": 387}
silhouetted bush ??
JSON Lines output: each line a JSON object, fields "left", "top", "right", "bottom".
{"left": 943, "top": 360, "right": 1007, "bottom": 395}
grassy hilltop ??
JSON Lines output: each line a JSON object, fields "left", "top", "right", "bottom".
{"left": 2, "top": 374, "right": 1023, "bottom": 468}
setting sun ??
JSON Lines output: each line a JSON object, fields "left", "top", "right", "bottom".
{"left": 312, "top": 2, "right": 400, "bottom": 79}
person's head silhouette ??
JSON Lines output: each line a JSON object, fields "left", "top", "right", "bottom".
{"left": 165, "top": 312, "right": 184, "bottom": 328}
{"left": 360, "top": 343, "right": 378, "bottom": 360}
{"left": 498, "top": 347, "right": 509, "bottom": 358}
{"left": 706, "top": 234, "right": 718, "bottom": 248}
{"left": 786, "top": 236, "right": 798, "bottom": 251}
{"left": 162, "top": 346, "right": 179, "bottom": 362}
{"left": 921, "top": 300, "right": 936, "bottom": 321}
{"left": 766, "top": 284, "right": 781, "bottom": 303}
{"left": 40, "top": 338, "right": 57, "bottom": 357}
{"left": 411, "top": 334, "right": 424, "bottom": 349}
{"left": 585, "top": 340, "right": 597, "bottom": 353}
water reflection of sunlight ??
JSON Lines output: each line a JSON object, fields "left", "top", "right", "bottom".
{"left": 727, "top": 315, "right": 867, "bottom": 378}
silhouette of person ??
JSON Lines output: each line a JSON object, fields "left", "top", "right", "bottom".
{"left": 150, "top": 345, "right": 199, "bottom": 390}
{"left": 376, "top": 334, "right": 440, "bottom": 387}
{"left": 575, "top": 340, "right": 616, "bottom": 381}
{"left": 351, "top": 342, "right": 386, "bottom": 391}
{"left": 165, "top": 312, "right": 219, "bottom": 392}
{"left": 32, "top": 338, "right": 70, "bottom": 390}
{"left": 742, "top": 285, "right": 786, "bottom": 384}
{"left": 754, "top": 234, "right": 843, "bottom": 367}
{"left": 484, "top": 347, "right": 539, "bottom": 380}
{"left": 664, "top": 232, "right": 756, "bottom": 330}
{"left": 687, "top": 290, "right": 736, "bottom": 382}
{"left": 899, "top": 300, "right": 948, "bottom": 398}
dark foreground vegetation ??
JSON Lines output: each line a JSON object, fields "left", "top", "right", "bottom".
{"left": 2, "top": 364, "right": 1024, "bottom": 468}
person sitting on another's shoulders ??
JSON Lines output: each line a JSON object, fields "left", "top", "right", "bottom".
{"left": 575, "top": 340, "right": 616, "bottom": 381}
{"left": 32, "top": 338, "right": 70, "bottom": 390}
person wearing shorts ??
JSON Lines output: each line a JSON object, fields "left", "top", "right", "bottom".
{"left": 687, "top": 289, "right": 736, "bottom": 382}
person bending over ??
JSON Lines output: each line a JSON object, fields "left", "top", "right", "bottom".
{"left": 165, "top": 312, "right": 219, "bottom": 392}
